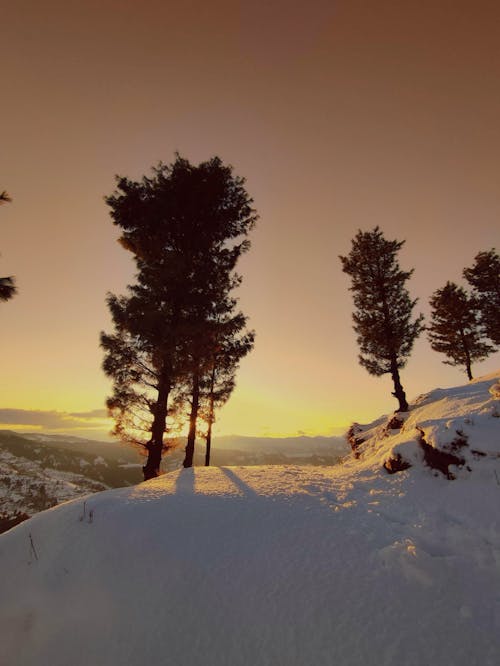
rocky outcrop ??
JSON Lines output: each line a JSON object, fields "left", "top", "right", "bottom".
{"left": 416, "top": 428, "right": 466, "bottom": 480}
{"left": 346, "top": 423, "right": 365, "bottom": 458}
{"left": 383, "top": 453, "right": 412, "bottom": 474}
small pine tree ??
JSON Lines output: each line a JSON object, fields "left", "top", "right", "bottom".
{"left": 340, "top": 227, "right": 424, "bottom": 411}
{"left": 427, "top": 281, "right": 494, "bottom": 380}
{"left": 463, "top": 249, "right": 500, "bottom": 346}
{"left": 198, "top": 309, "right": 254, "bottom": 466}
{"left": 0, "top": 191, "right": 16, "bottom": 302}
{"left": 0, "top": 277, "right": 16, "bottom": 302}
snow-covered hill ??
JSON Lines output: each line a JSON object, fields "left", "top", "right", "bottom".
{"left": 0, "top": 372, "right": 499, "bottom": 665}
{"left": 0, "top": 431, "right": 346, "bottom": 532}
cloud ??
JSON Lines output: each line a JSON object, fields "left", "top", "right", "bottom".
{"left": 0, "top": 408, "right": 110, "bottom": 431}
{"left": 69, "top": 409, "right": 108, "bottom": 419}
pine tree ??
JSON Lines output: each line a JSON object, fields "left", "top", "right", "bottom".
{"left": 179, "top": 227, "right": 255, "bottom": 468}
{"left": 463, "top": 249, "right": 500, "bottom": 346}
{"left": 101, "top": 289, "right": 184, "bottom": 479}
{"left": 0, "top": 191, "right": 16, "bottom": 302}
{"left": 427, "top": 282, "right": 494, "bottom": 380}
{"left": 340, "top": 227, "right": 424, "bottom": 411}
{"left": 0, "top": 277, "right": 16, "bottom": 302}
{"left": 101, "top": 155, "right": 257, "bottom": 479}
{"left": 198, "top": 307, "right": 254, "bottom": 466}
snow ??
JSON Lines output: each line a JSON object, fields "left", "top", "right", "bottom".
{"left": 350, "top": 370, "right": 500, "bottom": 476}
{"left": 0, "top": 372, "right": 499, "bottom": 665}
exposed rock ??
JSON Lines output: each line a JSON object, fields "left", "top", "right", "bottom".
{"left": 386, "top": 414, "right": 405, "bottom": 431}
{"left": 0, "top": 512, "right": 29, "bottom": 534}
{"left": 346, "top": 423, "right": 365, "bottom": 459}
{"left": 417, "top": 429, "right": 465, "bottom": 480}
{"left": 383, "top": 454, "right": 412, "bottom": 474}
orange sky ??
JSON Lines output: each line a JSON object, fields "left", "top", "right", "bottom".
{"left": 1, "top": 0, "right": 499, "bottom": 440}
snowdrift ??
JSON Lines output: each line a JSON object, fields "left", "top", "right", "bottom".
{"left": 0, "top": 372, "right": 499, "bottom": 666}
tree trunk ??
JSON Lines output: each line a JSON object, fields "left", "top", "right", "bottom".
{"left": 390, "top": 358, "right": 408, "bottom": 412}
{"left": 205, "top": 417, "right": 213, "bottom": 467}
{"left": 380, "top": 294, "right": 408, "bottom": 412}
{"left": 143, "top": 441, "right": 163, "bottom": 482}
{"left": 143, "top": 375, "right": 170, "bottom": 481}
{"left": 205, "top": 364, "right": 216, "bottom": 467}
{"left": 183, "top": 369, "right": 200, "bottom": 468}
{"left": 459, "top": 329, "right": 473, "bottom": 380}
{"left": 205, "top": 390, "right": 215, "bottom": 467}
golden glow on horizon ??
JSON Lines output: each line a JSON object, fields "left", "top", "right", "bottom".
{"left": 0, "top": 385, "right": 351, "bottom": 440}
{"left": 210, "top": 384, "right": 348, "bottom": 437}
{"left": 0, "top": 1, "right": 499, "bottom": 440}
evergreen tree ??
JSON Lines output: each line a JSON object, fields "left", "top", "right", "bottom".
{"left": 179, "top": 224, "right": 255, "bottom": 468}
{"left": 340, "top": 227, "right": 424, "bottom": 411}
{"left": 0, "top": 277, "right": 16, "bottom": 302}
{"left": 463, "top": 249, "right": 500, "bottom": 346}
{"left": 198, "top": 307, "right": 254, "bottom": 466}
{"left": 101, "top": 155, "right": 256, "bottom": 479}
{"left": 0, "top": 191, "right": 16, "bottom": 302}
{"left": 427, "top": 281, "right": 494, "bottom": 380}
{"left": 101, "top": 287, "right": 184, "bottom": 479}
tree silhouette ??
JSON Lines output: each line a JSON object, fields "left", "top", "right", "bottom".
{"left": 340, "top": 227, "right": 424, "bottom": 411}
{"left": 463, "top": 249, "right": 500, "bottom": 346}
{"left": 0, "top": 191, "right": 16, "bottom": 302}
{"left": 198, "top": 307, "right": 254, "bottom": 466}
{"left": 427, "top": 281, "right": 494, "bottom": 380}
{"left": 102, "top": 155, "right": 256, "bottom": 478}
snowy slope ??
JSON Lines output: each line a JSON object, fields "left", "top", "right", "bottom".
{"left": 0, "top": 372, "right": 499, "bottom": 666}
{"left": 0, "top": 430, "right": 347, "bottom": 532}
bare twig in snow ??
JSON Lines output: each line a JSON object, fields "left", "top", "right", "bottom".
{"left": 29, "top": 533, "right": 39, "bottom": 562}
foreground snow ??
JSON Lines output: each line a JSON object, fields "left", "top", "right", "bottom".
{"left": 1, "top": 373, "right": 499, "bottom": 665}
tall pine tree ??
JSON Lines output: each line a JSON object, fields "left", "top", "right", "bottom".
{"left": 179, "top": 232, "right": 254, "bottom": 468}
{"left": 463, "top": 249, "right": 500, "bottom": 346}
{"left": 427, "top": 281, "right": 494, "bottom": 380}
{"left": 101, "top": 155, "right": 256, "bottom": 479}
{"left": 340, "top": 227, "right": 424, "bottom": 411}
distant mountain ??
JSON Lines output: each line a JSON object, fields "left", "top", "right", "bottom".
{"left": 21, "top": 432, "right": 141, "bottom": 462}
{"left": 0, "top": 430, "right": 348, "bottom": 532}
{"left": 188, "top": 434, "right": 348, "bottom": 467}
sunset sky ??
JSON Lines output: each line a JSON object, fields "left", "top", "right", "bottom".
{"left": 1, "top": 0, "right": 499, "bottom": 441}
